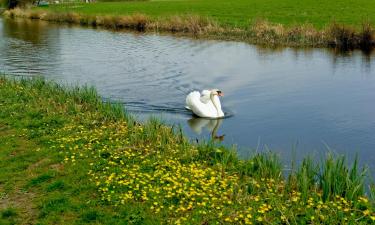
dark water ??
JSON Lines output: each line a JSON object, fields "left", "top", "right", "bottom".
{"left": 1, "top": 18, "right": 375, "bottom": 171}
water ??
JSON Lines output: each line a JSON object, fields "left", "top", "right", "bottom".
{"left": 1, "top": 18, "right": 375, "bottom": 171}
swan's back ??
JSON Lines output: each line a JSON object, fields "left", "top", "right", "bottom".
{"left": 186, "top": 91, "right": 217, "bottom": 118}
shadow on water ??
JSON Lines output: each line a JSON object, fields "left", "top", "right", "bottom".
{"left": 0, "top": 18, "right": 61, "bottom": 75}
{"left": 255, "top": 44, "right": 375, "bottom": 68}
{"left": 2, "top": 18, "right": 51, "bottom": 44}
{"left": 187, "top": 117, "right": 225, "bottom": 142}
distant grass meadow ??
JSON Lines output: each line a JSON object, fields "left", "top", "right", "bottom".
{"left": 0, "top": 76, "right": 374, "bottom": 224}
{"left": 3, "top": 0, "right": 375, "bottom": 49}
{"left": 40, "top": 0, "right": 375, "bottom": 29}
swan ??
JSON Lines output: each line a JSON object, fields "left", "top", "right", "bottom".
{"left": 185, "top": 89, "right": 224, "bottom": 118}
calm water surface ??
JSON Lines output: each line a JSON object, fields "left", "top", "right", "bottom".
{"left": 1, "top": 18, "right": 375, "bottom": 170}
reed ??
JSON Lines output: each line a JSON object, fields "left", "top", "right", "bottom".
{"left": 286, "top": 154, "right": 367, "bottom": 203}
{"left": 319, "top": 154, "right": 367, "bottom": 201}
{"left": 360, "top": 21, "right": 375, "bottom": 49}
{"left": 294, "top": 157, "right": 319, "bottom": 201}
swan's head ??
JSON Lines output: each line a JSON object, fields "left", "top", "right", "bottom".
{"left": 211, "top": 89, "right": 224, "bottom": 97}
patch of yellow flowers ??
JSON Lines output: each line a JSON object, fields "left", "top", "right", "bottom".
{"left": 52, "top": 119, "right": 374, "bottom": 224}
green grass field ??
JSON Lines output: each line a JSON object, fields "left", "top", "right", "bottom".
{"left": 46, "top": 0, "right": 375, "bottom": 29}
{"left": 0, "top": 76, "right": 374, "bottom": 224}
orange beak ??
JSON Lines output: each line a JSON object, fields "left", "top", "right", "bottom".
{"left": 218, "top": 92, "right": 224, "bottom": 97}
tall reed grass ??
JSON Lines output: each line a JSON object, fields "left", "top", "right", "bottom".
{"left": 4, "top": 8, "right": 375, "bottom": 49}
{"left": 288, "top": 154, "right": 368, "bottom": 202}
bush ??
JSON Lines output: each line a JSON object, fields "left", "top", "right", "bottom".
{"left": 5, "top": 0, "right": 34, "bottom": 9}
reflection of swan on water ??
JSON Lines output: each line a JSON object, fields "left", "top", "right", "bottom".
{"left": 185, "top": 89, "right": 224, "bottom": 118}
{"left": 187, "top": 117, "right": 225, "bottom": 141}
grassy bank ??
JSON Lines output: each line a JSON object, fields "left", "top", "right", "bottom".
{"left": 0, "top": 76, "right": 374, "bottom": 224}
{"left": 3, "top": 0, "right": 375, "bottom": 49}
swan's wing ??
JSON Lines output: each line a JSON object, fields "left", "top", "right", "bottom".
{"left": 201, "top": 90, "right": 210, "bottom": 95}
{"left": 200, "top": 90, "right": 217, "bottom": 112}
{"left": 186, "top": 91, "right": 201, "bottom": 110}
{"left": 200, "top": 90, "right": 211, "bottom": 104}
{"left": 186, "top": 91, "right": 215, "bottom": 118}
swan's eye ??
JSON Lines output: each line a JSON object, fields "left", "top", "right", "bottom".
{"left": 217, "top": 91, "right": 222, "bottom": 94}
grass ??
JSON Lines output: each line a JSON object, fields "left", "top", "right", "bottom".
{"left": 0, "top": 75, "right": 374, "bottom": 224}
{"left": 37, "top": 0, "right": 375, "bottom": 29}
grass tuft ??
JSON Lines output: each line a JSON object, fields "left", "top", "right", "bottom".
{"left": 1, "top": 208, "right": 17, "bottom": 219}
{"left": 27, "top": 173, "right": 55, "bottom": 187}
{"left": 319, "top": 154, "right": 367, "bottom": 201}
{"left": 46, "top": 180, "right": 66, "bottom": 192}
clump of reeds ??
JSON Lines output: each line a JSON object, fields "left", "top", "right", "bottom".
{"left": 152, "top": 15, "right": 221, "bottom": 34}
{"left": 113, "top": 14, "right": 149, "bottom": 31}
{"left": 244, "top": 20, "right": 327, "bottom": 47}
{"left": 359, "top": 21, "right": 375, "bottom": 49}
{"left": 327, "top": 22, "right": 375, "bottom": 49}
{"left": 327, "top": 22, "right": 358, "bottom": 48}
{"left": 251, "top": 19, "right": 285, "bottom": 44}
{"left": 293, "top": 157, "right": 319, "bottom": 201}
{"left": 287, "top": 154, "right": 367, "bottom": 202}
{"left": 3, "top": 7, "right": 22, "bottom": 18}
{"left": 241, "top": 151, "right": 282, "bottom": 180}
{"left": 320, "top": 154, "right": 367, "bottom": 201}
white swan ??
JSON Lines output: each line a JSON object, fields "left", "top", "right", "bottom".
{"left": 185, "top": 89, "right": 224, "bottom": 118}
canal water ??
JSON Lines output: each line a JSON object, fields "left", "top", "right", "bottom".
{"left": 1, "top": 17, "right": 375, "bottom": 171}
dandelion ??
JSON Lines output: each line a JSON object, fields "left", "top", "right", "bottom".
{"left": 224, "top": 217, "right": 232, "bottom": 222}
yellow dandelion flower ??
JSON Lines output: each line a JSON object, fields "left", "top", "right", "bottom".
{"left": 363, "top": 209, "right": 370, "bottom": 216}
{"left": 224, "top": 217, "right": 232, "bottom": 222}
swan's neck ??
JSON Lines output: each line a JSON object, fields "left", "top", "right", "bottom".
{"left": 210, "top": 94, "right": 224, "bottom": 117}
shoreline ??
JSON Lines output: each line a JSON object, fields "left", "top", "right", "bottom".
{"left": 3, "top": 8, "right": 375, "bottom": 50}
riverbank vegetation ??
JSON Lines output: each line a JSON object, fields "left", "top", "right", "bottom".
{"left": 2, "top": 0, "right": 375, "bottom": 49}
{"left": 0, "top": 76, "right": 374, "bottom": 224}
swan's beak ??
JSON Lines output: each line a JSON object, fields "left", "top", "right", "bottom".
{"left": 217, "top": 91, "right": 224, "bottom": 97}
